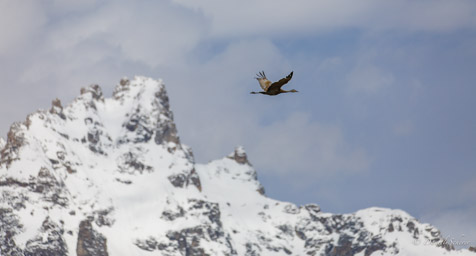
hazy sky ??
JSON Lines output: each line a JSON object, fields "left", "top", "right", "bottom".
{"left": 1, "top": 0, "right": 475, "bottom": 247}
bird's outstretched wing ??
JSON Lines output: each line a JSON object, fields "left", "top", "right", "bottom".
{"left": 267, "top": 71, "right": 293, "bottom": 92}
{"left": 255, "top": 71, "right": 272, "bottom": 91}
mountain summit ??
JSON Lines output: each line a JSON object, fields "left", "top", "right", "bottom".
{"left": 0, "top": 76, "right": 473, "bottom": 255}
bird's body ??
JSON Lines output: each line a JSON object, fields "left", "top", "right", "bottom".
{"left": 251, "top": 71, "right": 297, "bottom": 96}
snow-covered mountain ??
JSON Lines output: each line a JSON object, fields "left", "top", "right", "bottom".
{"left": 0, "top": 76, "right": 473, "bottom": 256}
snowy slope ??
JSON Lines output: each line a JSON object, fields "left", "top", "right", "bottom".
{"left": 0, "top": 76, "right": 474, "bottom": 256}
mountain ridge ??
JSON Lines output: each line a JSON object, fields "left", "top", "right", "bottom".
{"left": 0, "top": 76, "right": 473, "bottom": 255}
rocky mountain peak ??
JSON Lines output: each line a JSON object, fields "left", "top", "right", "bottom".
{"left": 0, "top": 121, "right": 27, "bottom": 168}
{"left": 1, "top": 76, "right": 186, "bottom": 167}
{"left": 0, "top": 76, "right": 474, "bottom": 256}
{"left": 74, "top": 76, "right": 180, "bottom": 148}
{"left": 80, "top": 84, "right": 104, "bottom": 102}
{"left": 227, "top": 145, "right": 250, "bottom": 165}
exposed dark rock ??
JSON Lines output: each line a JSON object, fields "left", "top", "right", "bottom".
{"left": 227, "top": 146, "right": 250, "bottom": 165}
{"left": 56, "top": 151, "right": 65, "bottom": 160}
{"left": 167, "top": 168, "right": 202, "bottom": 191}
{"left": 49, "top": 158, "right": 59, "bottom": 165}
{"left": 388, "top": 223, "right": 395, "bottom": 232}
{"left": 406, "top": 221, "right": 415, "bottom": 232}
{"left": 0, "top": 177, "right": 33, "bottom": 187}
{"left": 283, "top": 247, "right": 292, "bottom": 254}
{"left": 0, "top": 123, "right": 26, "bottom": 168}
{"left": 123, "top": 113, "right": 153, "bottom": 143}
{"left": 327, "top": 235, "right": 353, "bottom": 256}
{"left": 188, "top": 168, "right": 202, "bottom": 192}
{"left": 135, "top": 237, "right": 158, "bottom": 251}
{"left": 157, "top": 199, "right": 236, "bottom": 255}
{"left": 283, "top": 204, "right": 300, "bottom": 214}
{"left": 245, "top": 242, "right": 261, "bottom": 256}
{"left": 65, "top": 163, "right": 76, "bottom": 174}
{"left": 295, "top": 213, "right": 393, "bottom": 256}
{"left": 87, "top": 130, "right": 104, "bottom": 154}
{"left": 76, "top": 219, "right": 108, "bottom": 256}
{"left": 50, "top": 98, "right": 66, "bottom": 120}
{"left": 80, "top": 84, "right": 104, "bottom": 102}
{"left": 168, "top": 173, "right": 187, "bottom": 188}
{"left": 118, "top": 151, "right": 153, "bottom": 174}
{"left": 154, "top": 121, "right": 180, "bottom": 145}
{"left": 362, "top": 238, "right": 387, "bottom": 256}
{"left": 24, "top": 217, "right": 67, "bottom": 256}
{"left": 155, "top": 86, "right": 172, "bottom": 118}
{"left": 295, "top": 227, "right": 307, "bottom": 240}
{"left": 33, "top": 167, "right": 69, "bottom": 207}
{"left": 34, "top": 167, "right": 56, "bottom": 192}
{"left": 166, "top": 227, "right": 207, "bottom": 256}
{"left": 87, "top": 130, "right": 100, "bottom": 144}
{"left": 162, "top": 206, "right": 185, "bottom": 221}
{"left": 256, "top": 186, "right": 266, "bottom": 195}
{"left": 277, "top": 224, "right": 294, "bottom": 237}
{"left": 58, "top": 132, "right": 70, "bottom": 139}
{"left": 259, "top": 234, "right": 292, "bottom": 255}
{"left": 0, "top": 187, "right": 29, "bottom": 210}
{"left": 114, "top": 178, "right": 132, "bottom": 184}
{"left": 305, "top": 204, "right": 321, "bottom": 220}
{"left": 113, "top": 78, "right": 130, "bottom": 100}
{"left": 94, "top": 208, "right": 115, "bottom": 227}
{"left": 406, "top": 221, "right": 420, "bottom": 239}
{"left": 119, "top": 77, "right": 130, "bottom": 87}
{"left": 187, "top": 199, "right": 222, "bottom": 228}
{"left": 0, "top": 208, "right": 23, "bottom": 256}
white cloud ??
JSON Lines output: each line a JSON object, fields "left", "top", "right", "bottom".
{"left": 0, "top": 1, "right": 47, "bottom": 55}
{"left": 248, "top": 112, "right": 370, "bottom": 176}
{"left": 346, "top": 64, "right": 394, "bottom": 94}
{"left": 172, "top": 0, "right": 476, "bottom": 38}
{"left": 318, "top": 57, "right": 343, "bottom": 71}
{"left": 35, "top": 1, "right": 207, "bottom": 67}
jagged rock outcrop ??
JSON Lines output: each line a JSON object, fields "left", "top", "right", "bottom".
{"left": 24, "top": 217, "right": 68, "bottom": 256}
{"left": 76, "top": 219, "right": 108, "bottom": 256}
{"left": 0, "top": 76, "right": 474, "bottom": 255}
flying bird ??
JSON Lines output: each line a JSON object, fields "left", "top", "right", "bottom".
{"left": 251, "top": 71, "right": 297, "bottom": 96}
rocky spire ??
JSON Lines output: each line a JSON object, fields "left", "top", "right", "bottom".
{"left": 227, "top": 145, "right": 250, "bottom": 165}
{"left": 0, "top": 122, "right": 26, "bottom": 168}
{"left": 110, "top": 76, "right": 180, "bottom": 148}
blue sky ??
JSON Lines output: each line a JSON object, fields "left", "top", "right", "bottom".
{"left": 1, "top": 0, "right": 475, "bottom": 247}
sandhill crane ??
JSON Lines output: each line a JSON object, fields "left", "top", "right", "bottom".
{"left": 251, "top": 71, "right": 296, "bottom": 96}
